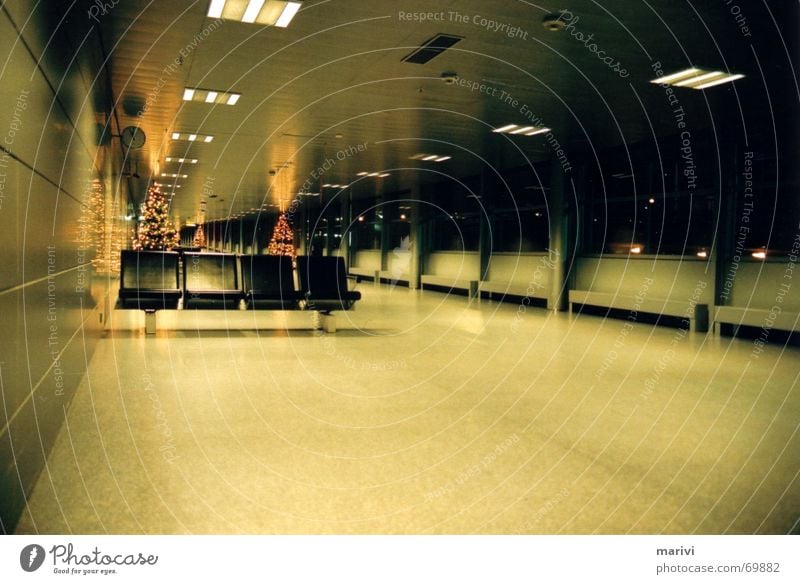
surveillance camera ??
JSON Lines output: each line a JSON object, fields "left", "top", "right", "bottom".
{"left": 441, "top": 72, "right": 458, "bottom": 84}
{"left": 542, "top": 14, "right": 567, "bottom": 31}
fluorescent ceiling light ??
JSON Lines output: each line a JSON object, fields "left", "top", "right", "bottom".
{"left": 183, "top": 87, "right": 241, "bottom": 105}
{"left": 356, "top": 172, "right": 368, "bottom": 176}
{"left": 630, "top": 246, "right": 642, "bottom": 254}
{"left": 435, "top": 156, "right": 451, "bottom": 162}
{"left": 378, "top": 173, "right": 390, "bottom": 178}
{"left": 422, "top": 155, "right": 438, "bottom": 161}
{"left": 696, "top": 251, "right": 708, "bottom": 258}
{"left": 207, "top": 0, "right": 302, "bottom": 27}
{"left": 494, "top": 124, "right": 549, "bottom": 136}
{"left": 650, "top": 67, "right": 744, "bottom": 90}
{"left": 525, "top": 127, "right": 550, "bottom": 136}
{"left": 275, "top": 2, "right": 301, "bottom": 27}
{"left": 165, "top": 157, "right": 198, "bottom": 164}
{"left": 242, "top": 0, "right": 267, "bottom": 23}
{"left": 693, "top": 73, "right": 745, "bottom": 90}
{"left": 207, "top": 0, "right": 225, "bottom": 18}
{"left": 172, "top": 132, "right": 214, "bottom": 143}
{"left": 674, "top": 71, "right": 725, "bottom": 87}
{"left": 493, "top": 124, "right": 518, "bottom": 133}
{"left": 510, "top": 126, "right": 535, "bottom": 135}
{"left": 161, "top": 173, "right": 189, "bottom": 178}
{"left": 651, "top": 68, "right": 701, "bottom": 85}
{"left": 367, "top": 172, "right": 379, "bottom": 177}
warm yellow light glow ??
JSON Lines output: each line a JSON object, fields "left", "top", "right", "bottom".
{"left": 674, "top": 71, "right": 725, "bottom": 87}
{"left": 694, "top": 74, "right": 745, "bottom": 90}
{"left": 524, "top": 127, "right": 550, "bottom": 136}
{"left": 650, "top": 67, "right": 701, "bottom": 85}
{"left": 493, "top": 124, "right": 518, "bottom": 133}
{"left": 651, "top": 67, "right": 744, "bottom": 90}
{"left": 630, "top": 246, "right": 642, "bottom": 254}
{"left": 510, "top": 126, "right": 535, "bottom": 135}
{"left": 752, "top": 251, "right": 767, "bottom": 259}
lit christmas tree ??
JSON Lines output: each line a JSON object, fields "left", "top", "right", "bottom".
{"left": 132, "top": 184, "right": 179, "bottom": 250}
{"left": 88, "top": 179, "right": 107, "bottom": 270}
{"left": 266, "top": 213, "right": 295, "bottom": 257}
{"left": 192, "top": 223, "right": 206, "bottom": 248}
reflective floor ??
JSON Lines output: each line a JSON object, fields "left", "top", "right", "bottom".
{"left": 15, "top": 285, "right": 800, "bottom": 534}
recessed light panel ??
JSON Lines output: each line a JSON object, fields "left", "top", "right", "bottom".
{"left": 165, "top": 157, "right": 198, "bottom": 164}
{"left": 171, "top": 132, "right": 214, "bottom": 142}
{"left": 183, "top": 87, "right": 241, "bottom": 105}
{"left": 650, "top": 67, "right": 744, "bottom": 90}
{"left": 493, "top": 124, "right": 551, "bottom": 136}
{"left": 410, "top": 154, "right": 452, "bottom": 162}
{"left": 207, "top": 0, "right": 302, "bottom": 27}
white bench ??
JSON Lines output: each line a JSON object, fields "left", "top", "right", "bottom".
{"left": 714, "top": 306, "right": 799, "bottom": 335}
{"left": 349, "top": 266, "right": 381, "bottom": 286}
{"left": 421, "top": 275, "right": 479, "bottom": 298}
{"left": 569, "top": 290, "right": 709, "bottom": 332}
{"left": 479, "top": 281, "right": 549, "bottom": 308}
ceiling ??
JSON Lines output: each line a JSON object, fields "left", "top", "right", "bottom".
{"left": 94, "top": 0, "right": 798, "bottom": 222}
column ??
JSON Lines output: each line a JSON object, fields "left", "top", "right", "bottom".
{"left": 548, "top": 154, "right": 573, "bottom": 311}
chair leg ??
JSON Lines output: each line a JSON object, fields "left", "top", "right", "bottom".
{"left": 316, "top": 312, "right": 336, "bottom": 333}
{"left": 145, "top": 310, "right": 156, "bottom": 334}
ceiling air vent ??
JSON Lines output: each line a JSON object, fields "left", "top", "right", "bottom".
{"left": 402, "top": 34, "right": 463, "bottom": 64}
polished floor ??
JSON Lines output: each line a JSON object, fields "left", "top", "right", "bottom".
{"left": 15, "top": 284, "right": 800, "bottom": 534}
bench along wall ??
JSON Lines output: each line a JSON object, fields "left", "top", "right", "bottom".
{"left": 725, "top": 261, "right": 799, "bottom": 311}
{"left": 422, "top": 251, "right": 480, "bottom": 289}
{"left": 573, "top": 256, "right": 715, "bottom": 306}
{"left": 486, "top": 253, "right": 555, "bottom": 293}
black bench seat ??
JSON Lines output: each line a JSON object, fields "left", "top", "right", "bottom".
{"left": 297, "top": 256, "right": 361, "bottom": 313}
{"left": 183, "top": 252, "right": 242, "bottom": 309}
{"left": 241, "top": 254, "right": 304, "bottom": 309}
{"left": 119, "top": 250, "right": 181, "bottom": 309}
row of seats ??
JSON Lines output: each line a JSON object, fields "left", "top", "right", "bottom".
{"left": 119, "top": 251, "right": 361, "bottom": 312}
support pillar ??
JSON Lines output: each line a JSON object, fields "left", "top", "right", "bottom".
{"left": 549, "top": 154, "right": 572, "bottom": 311}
